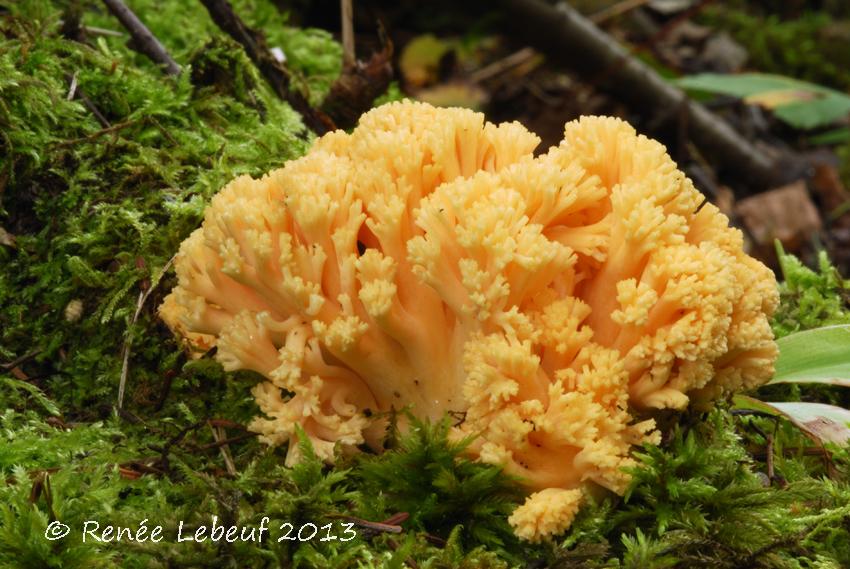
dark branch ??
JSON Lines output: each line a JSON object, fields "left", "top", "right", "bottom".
{"left": 101, "top": 0, "right": 181, "bottom": 76}
{"left": 497, "top": 0, "right": 785, "bottom": 192}
{"left": 199, "top": 0, "right": 335, "bottom": 135}
{"left": 1, "top": 349, "right": 42, "bottom": 371}
{"left": 320, "top": 41, "right": 393, "bottom": 130}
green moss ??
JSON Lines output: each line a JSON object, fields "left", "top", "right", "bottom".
{"left": 700, "top": 7, "right": 850, "bottom": 92}
{"left": 0, "top": 0, "right": 318, "bottom": 412}
{"left": 354, "top": 416, "right": 525, "bottom": 557}
{"left": 772, "top": 243, "right": 850, "bottom": 339}
{"left": 0, "top": 391, "right": 534, "bottom": 567}
{"left": 76, "top": 0, "right": 342, "bottom": 102}
{"left": 553, "top": 409, "right": 850, "bottom": 568}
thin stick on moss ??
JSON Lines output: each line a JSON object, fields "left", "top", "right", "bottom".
{"left": 765, "top": 432, "right": 776, "bottom": 482}
{"left": 208, "top": 418, "right": 248, "bottom": 430}
{"left": 196, "top": 432, "right": 257, "bottom": 451}
{"left": 198, "top": 0, "right": 336, "bottom": 135}
{"left": 56, "top": 119, "right": 137, "bottom": 146}
{"left": 208, "top": 423, "right": 237, "bottom": 476}
{"left": 0, "top": 349, "right": 42, "bottom": 371}
{"left": 102, "top": 0, "right": 181, "bottom": 75}
{"left": 83, "top": 25, "right": 124, "bottom": 38}
{"left": 589, "top": 0, "right": 651, "bottom": 24}
{"left": 65, "top": 73, "right": 111, "bottom": 127}
{"left": 469, "top": 46, "right": 536, "bottom": 83}
{"left": 324, "top": 513, "right": 404, "bottom": 534}
{"left": 340, "top": 0, "right": 355, "bottom": 67}
{"left": 66, "top": 71, "right": 78, "bottom": 100}
{"left": 117, "top": 255, "right": 175, "bottom": 411}
{"left": 117, "top": 288, "right": 144, "bottom": 410}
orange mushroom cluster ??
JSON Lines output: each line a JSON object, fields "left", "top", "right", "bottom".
{"left": 160, "top": 101, "right": 778, "bottom": 541}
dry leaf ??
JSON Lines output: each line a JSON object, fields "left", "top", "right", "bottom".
{"left": 416, "top": 82, "right": 489, "bottom": 111}
{"left": 399, "top": 34, "right": 453, "bottom": 88}
{"left": 736, "top": 180, "right": 821, "bottom": 247}
{"left": 735, "top": 396, "right": 850, "bottom": 447}
{"left": 0, "top": 226, "right": 16, "bottom": 247}
{"left": 810, "top": 163, "right": 850, "bottom": 227}
{"left": 745, "top": 89, "right": 820, "bottom": 109}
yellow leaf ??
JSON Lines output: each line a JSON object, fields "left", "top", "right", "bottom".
{"left": 744, "top": 89, "right": 821, "bottom": 109}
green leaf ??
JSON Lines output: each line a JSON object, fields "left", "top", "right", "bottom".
{"left": 770, "top": 325, "right": 850, "bottom": 387}
{"left": 734, "top": 396, "right": 850, "bottom": 446}
{"left": 809, "top": 127, "right": 850, "bottom": 145}
{"left": 676, "top": 73, "right": 850, "bottom": 129}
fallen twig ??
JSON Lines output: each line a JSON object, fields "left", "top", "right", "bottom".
{"left": 737, "top": 412, "right": 838, "bottom": 481}
{"left": 83, "top": 25, "right": 124, "bottom": 38}
{"left": 118, "top": 460, "right": 166, "bottom": 479}
{"left": 56, "top": 119, "right": 137, "bottom": 146}
{"left": 207, "top": 418, "right": 248, "bottom": 430}
{"left": 751, "top": 447, "right": 833, "bottom": 460}
{"left": 381, "top": 512, "right": 410, "bottom": 526}
{"left": 148, "top": 420, "right": 206, "bottom": 473}
{"left": 66, "top": 71, "right": 78, "bottom": 101}
{"left": 153, "top": 368, "right": 177, "bottom": 412}
{"left": 78, "top": 90, "right": 110, "bottom": 127}
{"left": 340, "top": 0, "right": 355, "bottom": 67}
{"left": 58, "top": 21, "right": 125, "bottom": 38}
{"left": 422, "top": 533, "right": 448, "bottom": 547}
{"left": 1, "top": 348, "right": 42, "bottom": 371}
{"left": 741, "top": 531, "right": 810, "bottom": 568}
{"left": 65, "top": 73, "right": 110, "bottom": 127}
{"left": 730, "top": 409, "right": 779, "bottom": 420}
{"left": 325, "top": 513, "right": 404, "bottom": 534}
{"left": 197, "top": 432, "right": 257, "bottom": 451}
{"left": 148, "top": 115, "right": 179, "bottom": 146}
{"left": 320, "top": 23, "right": 393, "bottom": 130}
{"left": 117, "top": 255, "right": 175, "bottom": 411}
{"left": 30, "top": 472, "right": 57, "bottom": 522}
{"left": 117, "top": 407, "right": 147, "bottom": 425}
{"left": 497, "top": 0, "right": 784, "bottom": 192}
{"left": 117, "top": 289, "right": 145, "bottom": 410}
{"left": 208, "top": 422, "right": 237, "bottom": 476}
{"left": 102, "top": 0, "right": 181, "bottom": 75}
{"left": 590, "top": 0, "right": 651, "bottom": 24}
{"left": 469, "top": 47, "right": 537, "bottom": 84}
{"left": 765, "top": 432, "right": 776, "bottom": 482}
{"left": 199, "top": 0, "right": 335, "bottom": 135}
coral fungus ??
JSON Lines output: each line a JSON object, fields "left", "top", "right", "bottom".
{"left": 160, "top": 100, "right": 778, "bottom": 541}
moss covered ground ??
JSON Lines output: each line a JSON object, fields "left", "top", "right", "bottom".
{"left": 2, "top": 1, "right": 850, "bottom": 567}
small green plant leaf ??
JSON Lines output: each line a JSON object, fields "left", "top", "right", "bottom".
{"left": 734, "top": 396, "right": 850, "bottom": 446}
{"left": 1, "top": 376, "right": 61, "bottom": 417}
{"left": 676, "top": 72, "right": 850, "bottom": 129}
{"left": 809, "top": 127, "right": 850, "bottom": 145}
{"left": 770, "top": 325, "right": 850, "bottom": 387}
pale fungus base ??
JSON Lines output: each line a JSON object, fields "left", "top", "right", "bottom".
{"left": 160, "top": 100, "right": 778, "bottom": 542}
